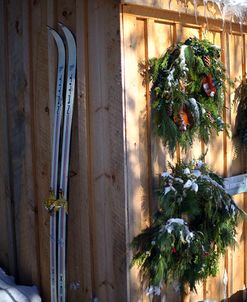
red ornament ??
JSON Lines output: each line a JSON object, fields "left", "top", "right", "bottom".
{"left": 171, "top": 247, "right": 177, "bottom": 254}
{"left": 202, "top": 74, "right": 216, "bottom": 97}
{"left": 203, "top": 251, "right": 209, "bottom": 257}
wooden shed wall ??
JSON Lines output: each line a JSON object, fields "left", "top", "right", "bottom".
{"left": 1, "top": 0, "right": 247, "bottom": 301}
{"left": 121, "top": 2, "right": 247, "bottom": 302}
{"left": 0, "top": 0, "right": 127, "bottom": 301}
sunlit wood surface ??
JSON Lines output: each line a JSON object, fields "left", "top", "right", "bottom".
{"left": 122, "top": 3, "right": 247, "bottom": 301}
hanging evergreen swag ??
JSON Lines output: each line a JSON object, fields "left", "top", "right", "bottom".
{"left": 149, "top": 37, "right": 227, "bottom": 155}
{"left": 233, "top": 81, "right": 247, "bottom": 149}
{"left": 131, "top": 159, "right": 245, "bottom": 296}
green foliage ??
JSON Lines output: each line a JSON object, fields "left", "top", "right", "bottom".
{"left": 233, "top": 81, "right": 247, "bottom": 150}
{"left": 149, "top": 37, "right": 228, "bottom": 156}
{"left": 131, "top": 160, "right": 244, "bottom": 295}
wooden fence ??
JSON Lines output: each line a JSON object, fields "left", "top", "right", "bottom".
{"left": 0, "top": 0, "right": 247, "bottom": 301}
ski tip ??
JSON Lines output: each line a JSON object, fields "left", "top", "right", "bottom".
{"left": 58, "top": 23, "right": 76, "bottom": 44}
{"left": 47, "top": 26, "right": 58, "bottom": 35}
{"left": 58, "top": 22, "right": 74, "bottom": 35}
{"left": 47, "top": 26, "right": 61, "bottom": 38}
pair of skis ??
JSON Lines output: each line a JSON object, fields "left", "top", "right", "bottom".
{"left": 45, "top": 23, "right": 76, "bottom": 302}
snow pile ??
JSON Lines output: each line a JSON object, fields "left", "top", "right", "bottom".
{"left": 0, "top": 268, "right": 41, "bottom": 302}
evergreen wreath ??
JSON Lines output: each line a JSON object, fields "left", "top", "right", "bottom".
{"left": 233, "top": 80, "right": 247, "bottom": 150}
{"left": 149, "top": 37, "right": 227, "bottom": 155}
{"left": 131, "top": 159, "right": 245, "bottom": 296}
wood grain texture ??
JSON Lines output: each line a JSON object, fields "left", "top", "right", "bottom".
{"left": 122, "top": 3, "right": 247, "bottom": 34}
{"left": 227, "top": 33, "right": 246, "bottom": 300}
{"left": 53, "top": 1, "right": 80, "bottom": 300}
{"left": 204, "top": 30, "right": 226, "bottom": 302}
{"left": 66, "top": 0, "right": 93, "bottom": 301}
{"left": 4, "top": 0, "right": 40, "bottom": 287}
{"left": 122, "top": 3, "right": 247, "bottom": 302}
{"left": 148, "top": 20, "right": 175, "bottom": 205}
{"left": 87, "top": 1, "right": 127, "bottom": 301}
{"left": 0, "top": 0, "right": 16, "bottom": 277}
{"left": 244, "top": 35, "right": 247, "bottom": 300}
{"left": 122, "top": 13, "right": 151, "bottom": 302}
{"left": 1, "top": 1, "right": 247, "bottom": 301}
{"left": 180, "top": 25, "right": 202, "bottom": 164}
{"left": 30, "top": 0, "right": 51, "bottom": 299}
{"left": 180, "top": 24, "right": 204, "bottom": 302}
{"left": 121, "top": 0, "right": 206, "bottom": 17}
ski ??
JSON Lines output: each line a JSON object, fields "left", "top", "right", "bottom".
{"left": 46, "top": 27, "right": 66, "bottom": 302}
{"left": 57, "top": 23, "right": 77, "bottom": 302}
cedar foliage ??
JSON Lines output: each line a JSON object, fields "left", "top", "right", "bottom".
{"left": 131, "top": 160, "right": 244, "bottom": 295}
{"left": 233, "top": 81, "right": 247, "bottom": 151}
{"left": 149, "top": 37, "right": 227, "bottom": 155}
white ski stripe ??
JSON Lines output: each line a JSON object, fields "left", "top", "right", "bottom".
{"left": 48, "top": 27, "right": 65, "bottom": 195}
{"left": 48, "top": 26, "right": 66, "bottom": 302}
{"left": 57, "top": 23, "right": 77, "bottom": 302}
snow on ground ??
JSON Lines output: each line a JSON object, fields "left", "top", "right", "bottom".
{"left": 0, "top": 268, "right": 41, "bottom": 302}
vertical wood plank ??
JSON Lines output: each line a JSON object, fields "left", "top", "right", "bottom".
{"left": 122, "top": 13, "right": 150, "bottom": 302}
{"left": 0, "top": 0, "right": 16, "bottom": 277}
{"left": 54, "top": 1, "right": 79, "bottom": 300}
{"left": 180, "top": 25, "right": 205, "bottom": 302}
{"left": 22, "top": 0, "right": 41, "bottom": 286}
{"left": 180, "top": 25, "right": 202, "bottom": 162}
{"left": 244, "top": 33, "right": 247, "bottom": 298}
{"left": 205, "top": 30, "right": 224, "bottom": 173}
{"left": 204, "top": 30, "right": 226, "bottom": 302}
{"left": 148, "top": 20, "right": 175, "bottom": 184}
{"left": 66, "top": 0, "right": 93, "bottom": 300}
{"left": 47, "top": 0, "right": 57, "bottom": 137}
{"left": 50, "top": 0, "right": 90, "bottom": 301}
{"left": 147, "top": 20, "right": 181, "bottom": 302}
{"left": 224, "top": 30, "right": 232, "bottom": 302}
{"left": 6, "top": 0, "right": 27, "bottom": 281}
{"left": 5, "top": 0, "right": 40, "bottom": 286}
{"left": 87, "top": 1, "right": 127, "bottom": 301}
{"left": 30, "top": 0, "right": 51, "bottom": 299}
{"left": 227, "top": 33, "right": 245, "bottom": 300}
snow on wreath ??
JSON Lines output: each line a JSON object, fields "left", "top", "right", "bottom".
{"left": 131, "top": 159, "right": 246, "bottom": 296}
{"left": 146, "top": 37, "right": 229, "bottom": 155}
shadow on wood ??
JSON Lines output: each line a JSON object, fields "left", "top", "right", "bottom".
{"left": 220, "top": 289, "right": 247, "bottom": 302}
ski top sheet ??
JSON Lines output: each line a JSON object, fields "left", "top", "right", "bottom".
{"left": 57, "top": 23, "right": 77, "bottom": 302}
{"left": 46, "top": 27, "right": 66, "bottom": 302}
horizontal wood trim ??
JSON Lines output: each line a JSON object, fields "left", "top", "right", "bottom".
{"left": 122, "top": 3, "right": 247, "bottom": 34}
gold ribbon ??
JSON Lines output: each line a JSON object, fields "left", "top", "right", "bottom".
{"left": 44, "top": 190, "right": 68, "bottom": 214}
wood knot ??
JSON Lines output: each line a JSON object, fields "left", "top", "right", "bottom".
{"left": 62, "top": 10, "right": 72, "bottom": 18}
{"left": 69, "top": 170, "right": 77, "bottom": 178}
{"left": 111, "top": 174, "right": 116, "bottom": 183}
{"left": 15, "top": 20, "right": 21, "bottom": 35}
